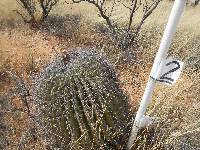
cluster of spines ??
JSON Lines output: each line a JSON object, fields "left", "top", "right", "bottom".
{"left": 34, "top": 50, "right": 131, "bottom": 149}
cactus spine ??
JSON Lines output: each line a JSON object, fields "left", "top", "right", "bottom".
{"left": 34, "top": 50, "right": 131, "bottom": 149}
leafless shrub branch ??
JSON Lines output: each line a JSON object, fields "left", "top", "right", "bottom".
{"left": 72, "top": 0, "right": 161, "bottom": 50}
{"left": 15, "top": 0, "right": 59, "bottom": 28}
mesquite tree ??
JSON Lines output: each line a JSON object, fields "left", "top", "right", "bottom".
{"left": 15, "top": 0, "right": 59, "bottom": 27}
{"left": 72, "top": 0, "right": 161, "bottom": 50}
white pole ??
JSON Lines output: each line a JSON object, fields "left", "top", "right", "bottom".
{"left": 127, "top": 0, "right": 186, "bottom": 149}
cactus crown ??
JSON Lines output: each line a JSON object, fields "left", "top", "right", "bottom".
{"left": 34, "top": 49, "right": 131, "bottom": 149}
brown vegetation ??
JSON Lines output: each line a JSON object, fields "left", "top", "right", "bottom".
{"left": 0, "top": 0, "right": 200, "bottom": 149}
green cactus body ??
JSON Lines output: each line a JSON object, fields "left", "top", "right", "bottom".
{"left": 34, "top": 50, "right": 131, "bottom": 149}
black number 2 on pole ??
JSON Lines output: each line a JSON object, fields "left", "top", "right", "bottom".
{"left": 156, "top": 58, "right": 184, "bottom": 86}
{"left": 157, "top": 61, "right": 180, "bottom": 84}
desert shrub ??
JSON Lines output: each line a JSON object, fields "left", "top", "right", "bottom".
{"left": 40, "top": 14, "right": 81, "bottom": 38}
{"left": 15, "top": 0, "right": 59, "bottom": 28}
{"left": 33, "top": 50, "right": 132, "bottom": 149}
{"left": 72, "top": 0, "right": 162, "bottom": 51}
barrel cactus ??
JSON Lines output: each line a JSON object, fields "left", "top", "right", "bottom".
{"left": 34, "top": 50, "right": 131, "bottom": 149}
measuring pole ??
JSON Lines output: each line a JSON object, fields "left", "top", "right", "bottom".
{"left": 127, "top": 0, "right": 186, "bottom": 149}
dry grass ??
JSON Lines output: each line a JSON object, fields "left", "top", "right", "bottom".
{"left": 0, "top": 0, "right": 200, "bottom": 149}
{"left": 0, "top": 0, "right": 19, "bottom": 20}
{"left": 0, "top": 27, "right": 54, "bottom": 71}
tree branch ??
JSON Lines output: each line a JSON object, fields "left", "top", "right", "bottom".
{"left": 72, "top": 0, "right": 116, "bottom": 36}
{"left": 71, "top": 0, "right": 162, "bottom": 50}
{"left": 129, "top": 0, "right": 161, "bottom": 46}
{"left": 13, "top": 10, "right": 31, "bottom": 23}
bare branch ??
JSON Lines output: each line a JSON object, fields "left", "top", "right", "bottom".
{"left": 71, "top": 0, "right": 161, "bottom": 50}
{"left": 121, "top": 2, "right": 132, "bottom": 11}
{"left": 108, "top": 0, "right": 116, "bottom": 17}
{"left": 129, "top": 0, "right": 161, "bottom": 45}
{"left": 16, "top": 0, "right": 26, "bottom": 9}
{"left": 13, "top": 10, "right": 31, "bottom": 23}
{"left": 15, "top": 0, "right": 36, "bottom": 22}
{"left": 72, "top": 0, "right": 116, "bottom": 36}
{"left": 15, "top": 0, "right": 59, "bottom": 26}
{"left": 127, "top": 0, "right": 139, "bottom": 33}
{"left": 143, "top": 0, "right": 161, "bottom": 20}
